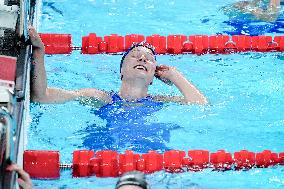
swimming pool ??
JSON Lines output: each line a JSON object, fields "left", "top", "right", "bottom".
{"left": 28, "top": 0, "right": 284, "bottom": 188}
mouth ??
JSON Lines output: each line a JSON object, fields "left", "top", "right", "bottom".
{"left": 133, "top": 65, "right": 148, "bottom": 72}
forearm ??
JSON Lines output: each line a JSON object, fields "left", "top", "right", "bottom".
{"left": 171, "top": 73, "right": 208, "bottom": 104}
{"left": 32, "top": 87, "right": 112, "bottom": 104}
{"left": 30, "top": 47, "right": 48, "bottom": 100}
{"left": 32, "top": 88, "right": 79, "bottom": 103}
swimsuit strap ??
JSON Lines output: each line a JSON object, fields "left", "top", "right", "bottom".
{"left": 111, "top": 92, "right": 123, "bottom": 102}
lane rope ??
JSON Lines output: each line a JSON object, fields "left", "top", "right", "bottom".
{"left": 39, "top": 33, "right": 284, "bottom": 55}
{"left": 23, "top": 149, "right": 284, "bottom": 179}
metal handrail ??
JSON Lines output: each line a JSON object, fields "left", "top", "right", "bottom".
{"left": 0, "top": 0, "right": 37, "bottom": 188}
{"left": 0, "top": 107, "right": 17, "bottom": 189}
{"left": 0, "top": 107, "right": 16, "bottom": 162}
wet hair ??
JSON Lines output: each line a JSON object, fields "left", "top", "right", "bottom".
{"left": 120, "top": 41, "right": 156, "bottom": 73}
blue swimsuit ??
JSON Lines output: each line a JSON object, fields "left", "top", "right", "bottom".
{"left": 82, "top": 93, "right": 180, "bottom": 153}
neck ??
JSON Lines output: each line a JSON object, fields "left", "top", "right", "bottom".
{"left": 119, "top": 79, "right": 149, "bottom": 101}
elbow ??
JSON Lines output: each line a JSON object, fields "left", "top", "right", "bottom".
{"left": 200, "top": 96, "right": 209, "bottom": 105}
{"left": 30, "top": 91, "right": 48, "bottom": 103}
{"left": 199, "top": 98, "right": 209, "bottom": 105}
{"left": 30, "top": 95, "right": 45, "bottom": 103}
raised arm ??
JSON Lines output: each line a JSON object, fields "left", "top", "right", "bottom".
{"left": 29, "top": 26, "right": 111, "bottom": 104}
{"left": 153, "top": 65, "right": 208, "bottom": 105}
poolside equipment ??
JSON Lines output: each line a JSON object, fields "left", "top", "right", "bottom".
{"left": 39, "top": 33, "right": 284, "bottom": 55}
{"left": 0, "top": 0, "right": 38, "bottom": 188}
{"left": 23, "top": 149, "right": 284, "bottom": 179}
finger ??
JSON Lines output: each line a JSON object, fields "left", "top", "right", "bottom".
{"left": 28, "top": 25, "right": 33, "bottom": 30}
{"left": 157, "top": 66, "right": 169, "bottom": 71}
{"left": 155, "top": 70, "right": 164, "bottom": 77}
{"left": 6, "top": 164, "right": 20, "bottom": 172}
{"left": 156, "top": 66, "right": 168, "bottom": 71}
{"left": 27, "top": 27, "right": 39, "bottom": 39}
{"left": 17, "top": 178, "right": 27, "bottom": 188}
{"left": 6, "top": 165, "right": 13, "bottom": 171}
{"left": 8, "top": 164, "right": 31, "bottom": 182}
{"left": 27, "top": 28, "right": 35, "bottom": 38}
{"left": 18, "top": 178, "right": 34, "bottom": 189}
{"left": 28, "top": 26, "right": 35, "bottom": 33}
{"left": 17, "top": 168, "right": 31, "bottom": 182}
{"left": 157, "top": 64, "right": 169, "bottom": 68}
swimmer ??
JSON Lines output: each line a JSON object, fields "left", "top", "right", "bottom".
{"left": 29, "top": 26, "right": 208, "bottom": 105}
{"left": 115, "top": 171, "right": 148, "bottom": 189}
{"left": 224, "top": 0, "right": 282, "bottom": 22}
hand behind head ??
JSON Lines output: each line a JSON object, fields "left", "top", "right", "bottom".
{"left": 155, "top": 65, "right": 173, "bottom": 86}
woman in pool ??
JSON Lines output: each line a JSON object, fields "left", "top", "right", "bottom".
{"left": 29, "top": 26, "right": 208, "bottom": 105}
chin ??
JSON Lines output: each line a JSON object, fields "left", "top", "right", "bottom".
{"left": 134, "top": 70, "right": 148, "bottom": 78}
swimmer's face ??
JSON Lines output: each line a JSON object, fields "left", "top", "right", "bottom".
{"left": 121, "top": 46, "right": 156, "bottom": 85}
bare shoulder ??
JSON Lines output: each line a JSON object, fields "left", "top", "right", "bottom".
{"left": 77, "top": 88, "right": 112, "bottom": 103}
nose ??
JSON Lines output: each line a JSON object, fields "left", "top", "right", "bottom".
{"left": 138, "top": 54, "right": 147, "bottom": 63}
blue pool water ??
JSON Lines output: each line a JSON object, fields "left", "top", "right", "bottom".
{"left": 28, "top": 0, "right": 284, "bottom": 188}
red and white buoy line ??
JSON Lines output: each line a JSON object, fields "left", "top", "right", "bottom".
{"left": 39, "top": 33, "right": 284, "bottom": 55}
{"left": 24, "top": 149, "right": 284, "bottom": 179}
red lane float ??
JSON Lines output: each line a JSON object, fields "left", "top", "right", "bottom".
{"left": 39, "top": 33, "right": 284, "bottom": 55}
{"left": 234, "top": 150, "right": 256, "bottom": 169}
{"left": 138, "top": 150, "right": 163, "bottom": 174}
{"left": 23, "top": 149, "right": 284, "bottom": 179}
{"left": 146, "top": 34, "right": 167, "bottom": 54}
{"left": 72, "top": 150, "right": 95, "bottom": 177}
{"left": 119, "top": 150, "right": 140, "bottom": 174}
{"left": 279, "top": 152, "right": 284, "bottom": 165}
{"left": 23, "top": 150, "right": 60, "bottom": 179}
{"left": 185, "top": 150, "right": 209, "bottom": 171}
{"left": 39, "top": 33, "right": 72, "bottom": 54}
{"left": 189, "top": 35, "right": 209, "bottom": 54}
{"left": 209, "top": 35, "right": 230, "bottom": 54}
{"left": 231, "top": 35, "right": 252, "bottom": 52}
{"left": 274, "top": 36, "right": 284, "bottom": 51}
{"left": 167, "top": 35, "right": 187, "bottom": 54}
{"left": 104, "top": 34, "right": 124, "bottom": 53}
{"left": 125, "top": 34, "right": 145, "bottom": 50}
{"left": 210, "top": 150, "right": 233, "bottom": 170}
{"left": 163, "top": 150, "right": 185, "bottom": 173}
{"left": 255, "top": 150, "right": 279, "bottom": 168}
{"left": 81, "top": 33, "right": 102, "bottom": 54}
